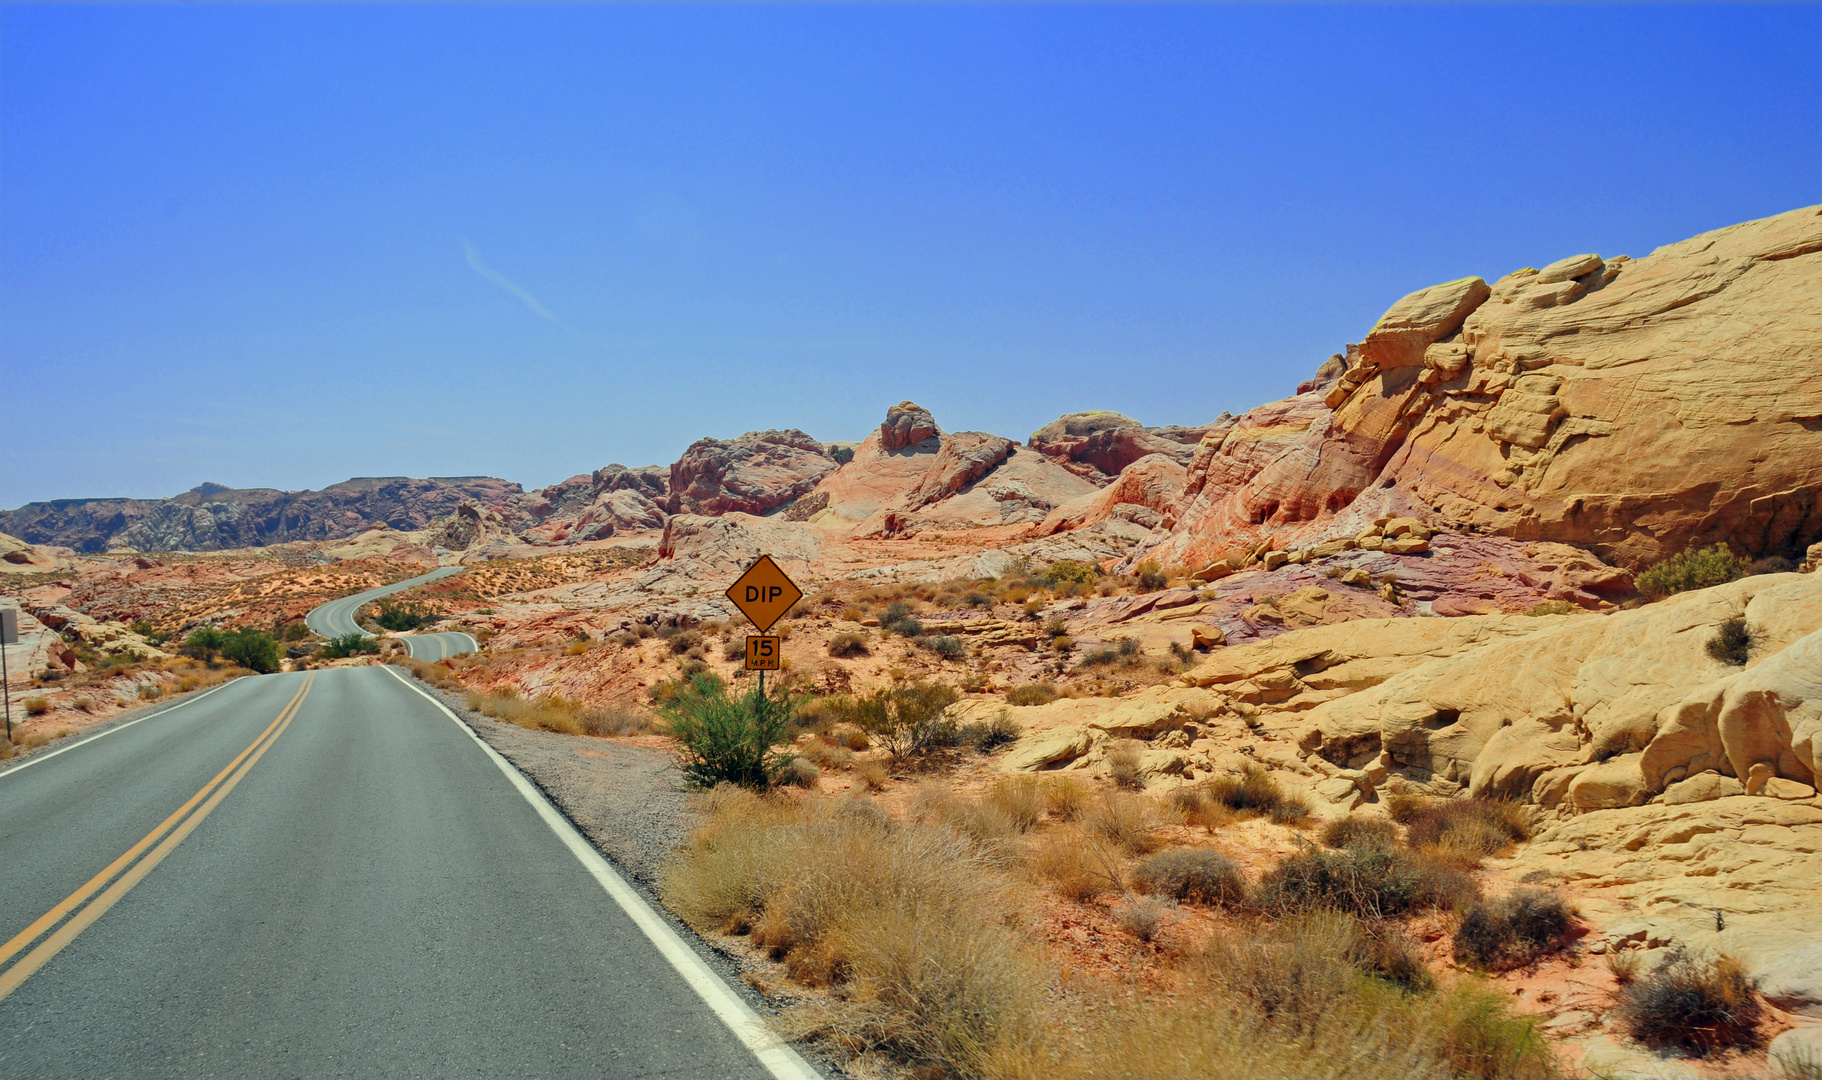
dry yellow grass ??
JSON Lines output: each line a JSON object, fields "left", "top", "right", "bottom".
{"left": 662, "top": 787, "right": 1560, "bottom": 1080}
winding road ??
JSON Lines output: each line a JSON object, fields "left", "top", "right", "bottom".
{"left": 303, "top": 566, "right": 480, "bottom": 661}
{"left": 0, "top": 666, "right": 817, "bottom": 1078}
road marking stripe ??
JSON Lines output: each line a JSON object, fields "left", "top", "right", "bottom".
{"left": 379, "top": 664, "right": 820, "bottom": 1080}
{"left": 0, "top": 678, "right": 241, "bottom": 783}
{"left": 0, "top": 675, "right": 312, "bottom": 997}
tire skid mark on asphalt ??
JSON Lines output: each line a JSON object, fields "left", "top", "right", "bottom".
{"left": 0, "top": 674, "right": 315, "bottom": 1001}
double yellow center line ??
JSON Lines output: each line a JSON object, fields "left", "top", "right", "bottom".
{"left": 0, "top": 673, "right": 313, "bottom": 1001}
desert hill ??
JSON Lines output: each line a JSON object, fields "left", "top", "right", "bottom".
{"left": 0, "top": 476, "right": 529, "bottom": 553}
{"left": 6, "top": 205, "right": 1822, "bottom": 1077}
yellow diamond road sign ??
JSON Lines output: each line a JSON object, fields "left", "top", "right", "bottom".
{"left": 726, "top": 555, "right": 803, "bottom": 634}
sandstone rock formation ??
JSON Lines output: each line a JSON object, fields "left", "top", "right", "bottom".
{"left": 802, "top": 402, "right": 1101, "bottom": 537}
{"left": 0, "top": 532, "right": 76, "bottom": 574}
{"left": 1028, "top": 411, "right": 1219, "bottom": 482}
{"left": 1132, "top": 206, "right": 1822, "bottom": 573}
{"left": 1292, "top": 573, "right": 1822, "bottom": 810}
{"left": 1037, "top": 453, "right": 1187, "bottom": 535}
{"left": 0, "top": 477, "right": 528, "bottom": 553}
{"left": 878, "top": 401, "right": 940, "bottom": 452}
{"left": 665, "top": 430, "right": 837, "bottom": 518}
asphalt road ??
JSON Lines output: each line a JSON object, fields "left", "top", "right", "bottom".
{"left": 304, "top": 566, "right": 480, "bottom": 662}
{"left": 400, "top": 631, "right": 481, "bottom": 662}
{"left": 302, "top": 566, "right": 467, "bottom": 640}
{"left": 0, "top": 667, "right": 815, "bottom": 1079}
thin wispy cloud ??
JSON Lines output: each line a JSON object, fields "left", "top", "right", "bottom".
{"left": 462, "top": 239, "right": 569, "bottom": 327}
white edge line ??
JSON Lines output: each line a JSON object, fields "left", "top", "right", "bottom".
{"left": 378, "top": 663, "right": 819, "bottom": 1080}
{"left": 0, "top": 677, "right": 242, "bottom": 781}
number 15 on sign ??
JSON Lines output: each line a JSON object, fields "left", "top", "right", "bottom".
{"left": 744, "top": 635, "right": 781, "bottom": 671}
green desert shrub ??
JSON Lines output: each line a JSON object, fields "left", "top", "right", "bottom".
{"left": 179, "top": 626, "right": 228, "bottom": 661}
{"left": 849, "top": 681, "right": 960, "bottom": 758}
{"left": 658, "top": 674, "right": 799, "bottom": 789}
{"left": 1130, "top": 847, "right": 1249, "bottom": 907}
{"left": 1452, "top": 889, "right": 1576, "bottom": 970}
{"left": 1615, "top": 949, "right": 1764, "bottom": 1054}
{"left": 318, "top": 632, "right": 379, "bottom": 660}
{"left": 918, "top": 634, "right": 965, "bottom": 660}
{"left": 1706, "top": 617, "right": 1752, "bottom": 665}
{"left": 1134, "top": 560, "right": 1168, "bottom": 592}
{"left": 373, "top": 599, "right": 437, "bottom": 632}
{"left": 218, "top": 629, "right": 283, "bottom": 673}
{"left": 1044, "top": 559, "right": 1100, "bottom": 585}
{"left": 1637, "top": 543, "right": 1748, "bottom": 601}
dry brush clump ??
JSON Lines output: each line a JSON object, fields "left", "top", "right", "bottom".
{"left": 1321, "top": 814, "right": 1399, "bottom": 851}
{"left": 1034, "top": 911, "right": 1554, "bottom": 1080}
{"left": 1128, "top": 847, "right": 1247, "bottom": 907}
{"left": 1614, "top": 949, "right": 1765, "bottom": 1055}
{"left": 1182, "top": 765, "right": 1311, "bottom": 825}
{"left": 663, "top": 784, "right": 1559, "bottom": 1080}
{"left": 1451, "top": 890, "right": 1576, "bottom": 971}
{"left": 1391, "top": 795, "right": 1531, "bottom": 865}
{"left": 659, "top": 787, "right": 1045, "bottom": 1077}
{"left": 462, "top": 684, "right": 654, "bottom": 738}
{"left": 1257, "top": 842, "right": 1479, "bottom": 921}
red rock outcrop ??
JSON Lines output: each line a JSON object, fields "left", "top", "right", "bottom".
{"left": 801, "top": 404, "right": 1098, "bottom": 537}
{"left": 878, "top": 401, "right": 941, "bottom": 452}
{"left": 1135, "top": 205, "right": 1822, "bottom": 572}
{"left": 1037, "top": 454, "right": 1187, "bottom": 535}
{"left": 664, "top": 430, "right": 837, "bottom": 518}
{"left": 1029, "top": 411, "right": 1218, "bottom": 482}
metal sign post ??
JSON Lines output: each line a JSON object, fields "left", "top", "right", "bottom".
{"left": 1, "top": 609, "right": 18, "bottom": 744}
{"left": 725, "top": 556, "right": 802, "bottom": 700}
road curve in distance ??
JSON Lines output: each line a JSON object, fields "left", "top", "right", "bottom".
{"left": 304, "top": 566, "right": 476, "bottom": 658}
{"left": 402, "top": 631, "right": 480, "bottom": 662}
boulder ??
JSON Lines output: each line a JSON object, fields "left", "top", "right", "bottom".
{"left": 879, "top": 401, "right": 940, "bottom": 452}
{"left": 1004, "top": 726, "right": 1095, "bottom": 772}
{"left": 1357, "top": 276, "right": 1492, "bottom": 373}
{"left": 1190, "top": 625, "right": 1226, "bottom": 649}
{"left": 1293, "top": 573, "right": 1822, "bottom": 802}
{"left": 1661, "top": 771, "right": 1745, "bottom": 804}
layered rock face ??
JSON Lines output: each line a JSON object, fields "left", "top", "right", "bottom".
{"left": 664, "top": 430, "right": 838, "bottom": 517}
{"left": 1292, "top": 573, "right": 1822, "bottom": 812}
{"left": 1029, "top": 411, "right": 1219, "bottom": 482}
{"left": 0, "top": 477, "right": 528, "bottom": 553}
{"left": 529, "top": 464, "right": 671, "bottom": 542}
{"left": 1137, "top": 206, "right": 1822, "bottom": 572}
{"left": 803, "top": 402, "right": 1100, "bottom": 536}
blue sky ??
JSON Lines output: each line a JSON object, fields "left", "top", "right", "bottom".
{"left": 4, "top": 5, "right": 1817, "bottom": 507}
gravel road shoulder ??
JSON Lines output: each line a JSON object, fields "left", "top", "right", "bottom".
{"left": 405, "top": 677, "right": 697, "bottom": 885}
